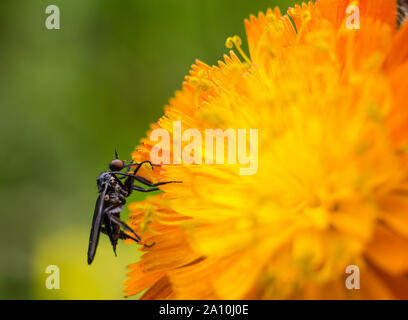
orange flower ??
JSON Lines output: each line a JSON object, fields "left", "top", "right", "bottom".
{"left": 125, "top": 0, "right": 408, "bottom": 299}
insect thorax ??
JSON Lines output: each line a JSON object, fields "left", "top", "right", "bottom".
{"left": 96, "top": 171, "right": 112, "bottom": 192}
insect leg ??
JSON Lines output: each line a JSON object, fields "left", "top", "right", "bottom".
{"left": 111, "top": 172, "right": 181, "bottom": 186}
{"left": 104, "top": 209, "right": 142, "bottom": 242}
{"left": 134, "top": 175, "right": 182, "bottom": 187}
{"left": 119, "top": 160, "right": 152, "bottom": 179}
{"left": 103, "top": 223, "right": 155, "bottom": 247}
{"left": 102, "top": 226, "right": 139, "bottom": 242}
{"left": 124, "top": 160, "right": 161, "bottom": 172}
{"left": 133, "top": 185, "right": 160, "bottom": 192}
{"left": 125, "top": 160, "right": 154, "bottom": 173}
{"left": 117, "top": 162, "right": 133, "bottom": 179}
{"left": 118, "top": 230, "right": 139, "bottom": 242}
{"left": 123, "top": 160, "right": 135, "bottom": 173}
{"left": 104, "top": 208, "right": 155, "bottom": 248}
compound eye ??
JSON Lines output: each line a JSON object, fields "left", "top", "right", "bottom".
{"left": 109, "top": 159, "right": 124, "bottom": 171}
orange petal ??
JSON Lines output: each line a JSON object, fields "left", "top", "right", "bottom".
{"left": 356, "top": 265, "right": 395, "bottom": 299}
{"left": 384, "top": 19, "right": 408, "bottom": 72}
{"left": 124, "top": 262, "right": 164, "bottom": 297}
{"left": 318, "top": 0, "right": 352, "bottom": 28}
{"left": 359, "top": 0, "right": 397, "bottom": 30}
{"left": 386, "top": 61, "right": 408, "bottom": 150}
{"left": 169, "top": 258, "right": 218, "bottom": 299}
{"left": 140, "top": 275, "right": 174, "bottom": 300}
{"left": 378, "top": 192, "right": 408, "bottom": 238}
{"left": 365, "top": 225, "right": 408, "bottom": 275}
{"left": 212, "top": 250, "right": 264, "bottom": 299}
{"left": 369, "top": 265, "right": 408, "bottom": 299}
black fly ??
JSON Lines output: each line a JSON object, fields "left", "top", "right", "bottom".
{"left": 87, "top": 150, "right": 180, "bottom": 265}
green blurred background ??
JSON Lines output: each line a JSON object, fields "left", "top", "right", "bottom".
{"left": 0, "top": 0, "right": 295, "bottom": 299}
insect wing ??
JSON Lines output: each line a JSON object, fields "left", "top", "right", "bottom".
{"left": 87, "top": 183, "right": 108, "bottom": 264}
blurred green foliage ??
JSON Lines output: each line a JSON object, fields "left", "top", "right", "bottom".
{"left": 0, "top": 0, "right": 296, "bottom": 299}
